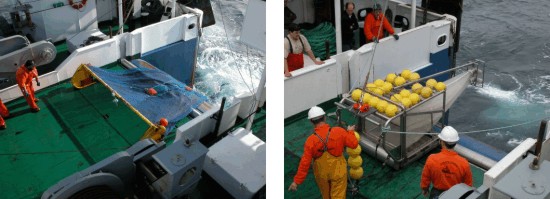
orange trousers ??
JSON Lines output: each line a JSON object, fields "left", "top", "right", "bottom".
{"left": 313, "top": 152, "right": 348, "bottom": 199}
{"left": 22, "top": 84, "right": 38, "bottom": 109}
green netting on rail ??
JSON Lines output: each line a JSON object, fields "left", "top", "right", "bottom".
{"left": 301, "top": 22, "right": 336, "bottom": 59}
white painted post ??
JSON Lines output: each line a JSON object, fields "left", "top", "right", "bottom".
{"left": 171, "top": 0, "right": 176, "bottom": 18}
{"left": 411, "top": 0, "right": 416, "bottom": 28}
{"left": 118, "top": 0, "right": 123, "bottom": 33}
{"left": 335, "top": 0, "right": 342, "bottom": 54}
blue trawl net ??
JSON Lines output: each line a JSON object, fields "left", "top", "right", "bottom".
{"left": 87, "top": 65, "right": 207, "bottom": 133}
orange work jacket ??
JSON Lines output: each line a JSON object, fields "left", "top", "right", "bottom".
{"left": 420, "top": 148, "right": 473, "bottom": 190}
{"left": 16, "top": 66, "right": 37, "bottom": 91}
{"left": 364, "top": 13, "right": 395, "bottom": 42}
{"left": 293, "top": 123, "right": 358, "bottom": 184}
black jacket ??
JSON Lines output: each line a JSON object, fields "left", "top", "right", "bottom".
{"left": 341, "top": 12, "right": 358, "bottom": 41}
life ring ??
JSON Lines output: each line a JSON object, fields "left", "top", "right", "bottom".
{"left": 68, "top": 0, "right": 87, "bottom": 10}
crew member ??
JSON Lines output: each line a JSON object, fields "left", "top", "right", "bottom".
{"left": 342, "top": 2, "right": 359, "bottom": 50}
{"left": 284, "top": 23, "right": 324, "bottom": 77}
{"left": 0, "top": 99, "right": 9, "bottom": 129}
{"left": 16, "top": 60, "right": 40, "bottom": 112}
{"left": 421, "top": 126, "right": 473, "bottom": 198}
{"left": 364, "top": 3, "right": 399, "bottom": 43}
{"left": 288, "top": 106, "right": 358, "bottom": 199}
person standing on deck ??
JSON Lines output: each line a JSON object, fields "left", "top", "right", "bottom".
{"left": 342, "top": 2, "right": 359, "bottom": 50}
{"left": 288, "top": 106, "right": 358, "bottom": 199}
{"left": 16, "top": 60, "right": 40, "bottom": 112}
{"left": 421, "top": 126, "right": 473, "bottom": 199}
{"left": 364, "top": 3, "right": 399, "bottom": 43}
{"left": 284, "top": 23, "right": 324, "bottom": 77}
{"left": 0, "top": 99, "right": 9, "bottom": 129}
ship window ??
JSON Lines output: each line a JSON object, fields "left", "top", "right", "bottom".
{"left": 179, "top": 167, "right": 197, "bottom": 186}
{"left": 437, "top": 35, "right": 447, "bottom": 46}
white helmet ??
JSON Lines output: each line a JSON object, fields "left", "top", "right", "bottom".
{"left": 308, "top": 106, "right": 325, "bottom": 119}
{"left": 439, "top": 126, "right": 459, "bottom": 143}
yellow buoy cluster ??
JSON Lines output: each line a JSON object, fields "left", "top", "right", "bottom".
{"left": 419, "top": 78, "right": 446, "bottom": 98}
{"left": 349, "top": 69, "right": 447, "bottom": 118}
{"left": 348, "top": 131, "right": 363, "bottom": 180}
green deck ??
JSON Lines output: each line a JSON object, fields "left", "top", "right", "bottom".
{"left": 0, "top": 64, "right": 152, "bottom": 198}
{"left": 284, "top": 101, "right": 485, "bottom": 198}
{"left": 0, "top": 61, "right": 267, "bottom": 198}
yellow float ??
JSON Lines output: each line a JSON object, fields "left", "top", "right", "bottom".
{"left": 421, "top": 87, "right": 433, "bottom": 98}
{"left": 376, "top": 100, "right": 388, "bottom": 113}
{"left": 373, "top": 87, "right": 384, "bottom": 96}
{"left": 401, "top": 98, "right": 412, "bottom": 108}
{"left": 386, "top": 73, "right": 397, "bottom": 84}
{"left": 385, "top": 104, "right": 398, "bottom": 117}
{"left": 374, "top": 79, "right": 385, "bottom": 87}
{"left": 366, "top": 83, "right": 377, "bottom": 92}
{"left": 394, "top": 76, "right": 406, "bottom": 86}
{"left": 348, "top": 155, "right": 363, "bottom": 167}
{"left": 346, "top": 145, "right": 362, "bottom": 156}
{"left": 401, "top": 69, "right": 412, "bottom": 80}
{"left": 351, "top": 89, "right": 362, "bottom": 102}
{"left": 409, "top": 93, "right": 421, "bottom": 105}
{"left": 435, "top": 82, "right": 446, "bottom": 92}
{"left": 411, "top": 83, "right": 423, "bottom": 94}
{"left": 391, "top": 94, "right": 402, "bottom": 102}
{"left": 409, "top": 72, "right": 420, "bottom": 81}
{"left": 382, "top": 82, "right": 393, "bottom": 94}
{"left": 349, "top": 167, "right": 364, "bottom": 180}
{"left": 426, "top": 79, "right": 437, "bottom": 88}
{"left": 361, "top": 93, "right": 372, "bottom": 103}
{"left": 368, "top": 97, "right": 380, "bottom": 108}
{"left": 399, "top": 89, "right": 411, "bottom": 98}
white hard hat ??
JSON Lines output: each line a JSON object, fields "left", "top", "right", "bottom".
{"left": 438, "top": 126, "right": 459, "bottom": 143}
{"left": 308, "top": 106, "right": 325, "bottom": 119}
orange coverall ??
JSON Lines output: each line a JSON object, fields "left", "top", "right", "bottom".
{"left": 421, "top": 148, "right": 473, "bottom": 193}
{"left": 293, "top": 123, "right": 358, "bottom": 199}
{"left": 16, "top": 65, "right": 39, "bottom": 110}
{"left": 364, "top": 12, "right": 395, "bottom": 42}
{"left": 0, "top": 99, "right": 9, "bottom": 127}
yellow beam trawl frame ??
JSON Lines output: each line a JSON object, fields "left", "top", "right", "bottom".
{"left": 71, "top": 64, "right": 165, "bottom": 141}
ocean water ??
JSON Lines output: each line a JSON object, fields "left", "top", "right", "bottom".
{"left": 194, "top": 0, "right": 265, "bottom": 112}
{"left": 450, "top": 0, "right": 550, "bottom": 152}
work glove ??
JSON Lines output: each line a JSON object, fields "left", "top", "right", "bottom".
{"left": 393, "top": 34, "right": 399, "bottom": 40}
{"left": 22, "top": 89, "right": 29, "bottom": 97}
{"left": 372, "top": 37, "right": 378, "bottom": 43}
{"left": 36, "top": 81, "right": 40, "bottom": 86}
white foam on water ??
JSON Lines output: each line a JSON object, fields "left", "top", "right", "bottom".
{"left": 523, "top": 75, "right": 550, "bottom": 104}
{"left": 194, "top": 0, "right": 265, "bottom": 107}
{"left": 474, "top": 73, "right": 550, "bottom": 105}
{"left": 507, "top": 138, "right": 525, "bottom": 147}
{"left": 473, "top": 83, "right": 528, "bottom": 104}
{"left": 486, "top": 131, "right": 509, "bottom": 138}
